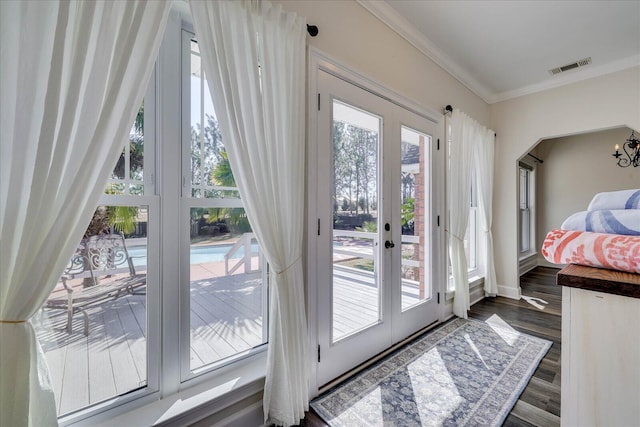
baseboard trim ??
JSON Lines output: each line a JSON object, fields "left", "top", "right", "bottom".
{"left": 498, "top": 285, "right": 521, "bottom": 300}
{"left": 519, "top": 253, "right": 538, "bottom": 276}
{"left": 469, "top": 281, "right": 485, "bottom": 306}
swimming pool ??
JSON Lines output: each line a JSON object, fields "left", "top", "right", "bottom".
{"left": 127, "top": 242, "right": 259, "bottom": 266}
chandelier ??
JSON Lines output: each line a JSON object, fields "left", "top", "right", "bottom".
{"left": 612, "top": 130, "right": 639, "bottom": 168}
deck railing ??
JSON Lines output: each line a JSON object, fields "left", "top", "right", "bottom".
{"left": 225, "top": 232, "right": 260, "bottom": 275}
{"left": 332, "top": 229, "right": 420, "bottom": 268}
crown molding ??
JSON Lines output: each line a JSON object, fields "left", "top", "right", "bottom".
{"left": 356, "top": 0, "right": 640, "bottom": 105}
{"left": 356, "top": 0, "right": 494, "bottom": 104}
{"left": 490, "top": 54, "right": 640, "bottom": 104}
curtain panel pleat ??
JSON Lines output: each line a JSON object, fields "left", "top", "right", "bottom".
{"left": 188, "top": 1, "right": 308, "bottom": 426}
{"left": 475, "top": 128, "right": 498, "bottom": 296}
{"left": 0, "top": 1, "right": 170, "bottom": 425}
{"left": 448, "top": 109, "right": 497, "bottom": 317}
{"left": 448, "top": 110, "right": 474, "bottom": 318}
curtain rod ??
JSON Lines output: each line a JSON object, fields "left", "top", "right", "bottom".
{"left": 526, "top": 153, "right": 544, "bottom": 163}
{"left": 444, "top": 104, "right": 497, "bottom": 138}
{"left": 307, "top": 25, "right": 318, "bottom": 37}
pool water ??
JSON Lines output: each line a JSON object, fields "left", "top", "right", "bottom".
{"left": 128, "top": 242, "right": 259, "bottom": 266}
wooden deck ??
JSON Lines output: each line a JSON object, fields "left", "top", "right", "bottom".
{"left": 36, "top": 262, "right": 409, "bottom": 416}
{"left": 332, "top": 266, "right": 423, "bottom": 340}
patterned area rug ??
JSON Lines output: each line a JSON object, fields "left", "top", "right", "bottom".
{"left": 311, "top": 318, "right": 551, "bottom": 426}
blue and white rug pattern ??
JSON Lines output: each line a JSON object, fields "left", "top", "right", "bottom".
{"left": 311, "top": 318, "right": 551, "bottom": 426}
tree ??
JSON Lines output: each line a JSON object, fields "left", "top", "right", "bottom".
{"left": 207, "top": 150, "right": 251, "bottom": 233}
{"left": 112, "top": 102, "right": 144, "bottom": 183}
{"left": 87, "top": 104, "right": 145, "bottom": 238}
{"left": 401, "top": 197, "right": 415, "bottom": 235}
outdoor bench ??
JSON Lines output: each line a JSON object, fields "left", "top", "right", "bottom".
{"left": 45, "top": 233, "right": 146, "bottom": 335}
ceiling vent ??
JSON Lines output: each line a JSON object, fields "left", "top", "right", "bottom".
{"left": 549, "top": 57, "right": 592, "bottom": 75}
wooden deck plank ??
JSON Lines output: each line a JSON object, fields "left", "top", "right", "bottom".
{"left": 87, "top": 310, "right": 117, "bottom": 406}
{"left": 58, "top": 334, "right": 89, "bottom": 414}
{"left": 39, "top": 267, "right": 407, "bottom": 416}
{"left": 192, "top": 281, "right": 264, "bottom": 341}
{"left": 189, "top": 308, "right": 225, "bottom": 368}
{"left": 189, "top": 300, "right": 238, "bottom": 360}
{"left": 102, "top": 300, "right": 142, "bottom": 395}
{"left": 190, "top": 290, "right": 264, "bottom": 347}
{"left": 113, "top": 296, "right": 147, "bottom": 383}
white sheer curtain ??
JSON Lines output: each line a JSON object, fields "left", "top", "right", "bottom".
{"left": 448, "top": 109, "right": 476, "bottom": 319}
{"left": 188, "top": 1, "right": 307, "bottom": 425}
{"left": 0, "top": 1, "right": 170, "bottom": 425}
{"left": 475, "top": 128, "right": 498, "bottom": 296}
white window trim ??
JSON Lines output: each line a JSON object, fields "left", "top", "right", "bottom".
{"left": 518, "top": 163, "right": 536, "bottom": 260}
{"left": 56, "top": 9, "right": 269, "bottom": 425}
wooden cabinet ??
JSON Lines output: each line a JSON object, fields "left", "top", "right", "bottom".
{"left": 558, "top": 265, "right": 640, "bottom": 427}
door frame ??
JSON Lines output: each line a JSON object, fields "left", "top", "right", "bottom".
{"left": 307, "top": 48, "right": 446, "bottom": 397}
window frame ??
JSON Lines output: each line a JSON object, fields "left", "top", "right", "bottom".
{"left": 518, "top": 162, "right": 536, "bottom": 258}
{"left": 178, "top": 30, "right": 269, "bottom": 382}
{"left": 56, "top": 13, "right": 269, "bottom": 426}
{"left": 446, "top": 136, "right": 484, "bottom": 292}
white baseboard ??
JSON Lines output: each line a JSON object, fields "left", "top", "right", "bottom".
{"left": 469, "top": 282, "right": 485, "bottom": 306}
{"left": 519, "top": 253, "right": 538, "bottom": 276}
{"left": 497, "top": 285, "right": 521, "bottom": 300}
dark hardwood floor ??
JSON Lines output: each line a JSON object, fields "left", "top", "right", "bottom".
{"left": 301, "top": 266, "right": 562, "bottom": 427}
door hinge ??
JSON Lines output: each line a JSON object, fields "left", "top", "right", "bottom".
{"left": 437, "top": 292, "right": 440, "bottom": 304}
{"left": 317, "top": 93, "right": 321, "bottom": 111}
{"left": 317, "top": 344, "right": 321, "bottom": 363}
{"left": 437, "top": 138, "right": 440, "bottom": 150}
{"left": 317, "top": 219, "right": 321, "bottom": 236}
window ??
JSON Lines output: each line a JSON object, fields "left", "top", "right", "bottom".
{"left": 35, "top": 101, "right": 157, "bottom": 416}
{"left": 465, "top": 170, "right": 479, "bottom": 274}
{"left": 183, "top": 36, "right": 267, "bottom": 376}
{"left": 519, "top": 164, "right": 535, "bottom": 255}
{"left": 34, "top": 19, "right": 268, "bottom": 422}
{"left": 446, "top": 126, "right": 482, "bottom": 291}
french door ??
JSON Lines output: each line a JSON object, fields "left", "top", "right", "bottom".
{"left": 316, "top": 71, "right": 442, "bottom": 385}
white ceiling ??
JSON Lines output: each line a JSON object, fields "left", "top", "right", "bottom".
{"left": 359, "top": 0, "right": 640, "bottom": 104}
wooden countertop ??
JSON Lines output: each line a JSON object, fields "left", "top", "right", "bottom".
{"left": 557, "top": 264, "right": 640, "bottom": 299}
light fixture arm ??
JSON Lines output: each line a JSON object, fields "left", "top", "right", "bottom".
{"left": 612, "top": 130, "right": 640, "bottom": 168}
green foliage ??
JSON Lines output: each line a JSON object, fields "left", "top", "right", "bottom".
{"left": 108, "top": 206, "right": 138, "bottom": 235}
{"left": 401, "top": 197, "right": 415, "bottom": 226}
{"left": 210, "top": 151, "right": 236, "bottom": 190}
{"left": 401, "top": 197, "right": 415, "bottom": 234}
{"left": 112, "top": 103, "right": 144, "bottom": 181}
{"left": 84, "top": 205, "right": 139, "bottom": 238}
{"left": 357, "top": 220, "right": 378, "bottom": 233}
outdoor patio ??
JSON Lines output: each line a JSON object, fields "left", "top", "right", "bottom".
{"left": 35, "top": 260, "right": 423, "bottom": 416}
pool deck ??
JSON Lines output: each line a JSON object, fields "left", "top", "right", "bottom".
{"left": 36, "top": 259, "right": 422, "bottom": 416}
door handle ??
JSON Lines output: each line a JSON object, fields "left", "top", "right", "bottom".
{"left": 385, "top": 240, "right": 395, "bottom": 249}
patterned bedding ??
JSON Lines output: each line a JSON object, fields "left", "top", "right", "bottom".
{"left": 561, "top": 210, "right": 640, "bottom": 236}
{"left": 587, "top": 189, "right": 640, "bottom": 211}
{"left": 541, "top": 229, "right": 640, "bottom": 274}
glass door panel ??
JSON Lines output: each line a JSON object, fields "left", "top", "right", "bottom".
{"left": 316, "top": 70, "right": 442, "bottom": 386}
{"left": 400, "top": 126, "right": 432, "bottom": 311}
{"left": 331, "top": 100, "right": 381, "bottom": 342}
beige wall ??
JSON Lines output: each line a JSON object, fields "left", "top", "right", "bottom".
{"left": 534, "top": 127, "right": 639, "bottom": 267}
{"left": 491, "top": 66, "right": 640, "bottom": 296}
{"left": 277, "top": 0, "right": 490, "bottom": 125}
{"left": 277, "top": 1, "right": 639, "bottom": 299}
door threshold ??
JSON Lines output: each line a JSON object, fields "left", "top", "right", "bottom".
{"left": 318, "top": 319, "right": 440, "bottom": 394}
